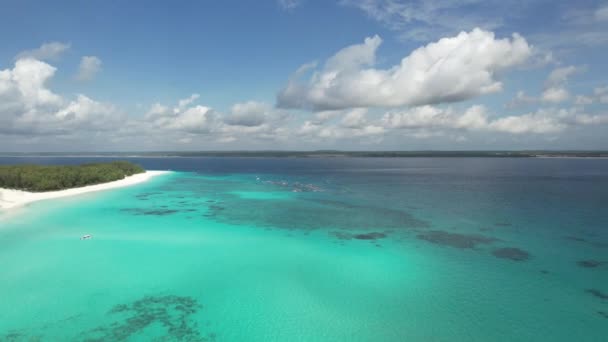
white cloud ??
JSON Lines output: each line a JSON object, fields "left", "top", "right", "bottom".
{"left": 76, "top": 56, "right": 102, "bottom": 81}
{"left": 143, "top": 97, "right": 289, "bottom": 144}
{"left": 594, "top": 86, "right": 608, "bottom": 103}
{"left": 341, "top": 108, "right": 369, "bottom": 128}
{"left": 164, "top": 106, "right": 217, "bottom": 133}
{"left": 313, "top": 110, "right": 342, "bottom": 124}
{"left": 15, "top": 42, "right": 70, "bottom": 61}
{"left": 571, "top": 86, "right": 608, "bottom": 106}
{"left": 146, "top": 98, "right": 218, "bottom": 134}
{"left": 575, "top": 95, "right": 594, "bottom": 105}
{"left": 224, "top": 101, "right": 273, "bottom": 127}
{"left": 539, "top": 65, "right": 584, "bottom": 104}
{"left": 595, "top": 5, "right": 608, "bottom": 21}
{"left": 381, "top": 104, "right": 607, "bottom": 135}
{"left": 488, "top": 110, "right": 567, "bottom": 134}
{"left": 507, "top": 90, "right": 537, "bottom": 108}
{"left": 541, "top": 87, "right": 570, "bottom": 103}
{"left": 175, "top": 94, "right": 200, "bottom": 112}
{"left": 545, "top": 65, "right": 578, "bottom": 88}
{"left": 341, "top": 0, "right": 511, "bottom": 42}
{"left": 278, "top": 28, "right": 531, "bottom": 110}
{"left": 382, "top": 105, "right": 490, "bottom": 130}
{"left": 5, "top": 58, "right": 63, "bottom": 109}
{"left": 0, "top": 57, "right": 121, "bottom": 136}
{"left": 277, "top": 0, "right": 302, "bottom": 11}
{"left": 574, "top": 113, "right": 608, "bottom": 125}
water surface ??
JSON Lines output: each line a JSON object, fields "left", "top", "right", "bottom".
{"left": 1, "top": 157, "right": 607, "bottom": 341}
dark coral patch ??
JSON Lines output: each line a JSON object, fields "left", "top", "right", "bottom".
{"left": 417, "top": 230, "right": 497, "bottom": 249}
{"left": 329, "top": 231, "right": 353, "bottom": 240}
{"left": 564, "top": 235, "right": 587, "bottom": 242}
{"left": 121, "top": 208, "right": 180, "bottom": 216}
{"left": 492, "top": 247, "right": 530, "bottom": 261}
{"left": 598, "top": 311, "right": 608, "bottom": 319}
{"left": 577, "top": 260, "right": 607, "bottom": 268}
{"left": 586, "top": 289, "right": 608, "bottom": 300}
{"left": 329, "top": 231, "right": 388, "bottom": 241}
{"left": 564, "top": 235, "right": 608, "bottom": 249}
{"left": 0, "top": 331, "right": 26, "bottom": 341}
{"left": 353, "top": 232, "right": 387, "bottom": 240}
{"left": 81, "top": 295, "right": 212, "bottom": 341}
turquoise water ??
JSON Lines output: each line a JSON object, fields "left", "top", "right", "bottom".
{"left": 1, "top": 157, "right": 607, "bottom": 341}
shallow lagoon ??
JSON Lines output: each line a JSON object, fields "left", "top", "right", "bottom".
{"left": 1, "top": 157, "right": 607, "bottom": 341}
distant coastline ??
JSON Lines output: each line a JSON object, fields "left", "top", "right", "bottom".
{"left": 1, "top": 151, "right": 607, "bottom": 158}
{"left": 0, "top": 170, "right": 171, "bottom": 211}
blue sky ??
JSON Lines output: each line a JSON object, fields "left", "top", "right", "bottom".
{"left": 1, "top": 0, "right": 607, "bottom": 151}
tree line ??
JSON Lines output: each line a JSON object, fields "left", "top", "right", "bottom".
{"left": 0, "top": 161, "right": 145, "bottom": 192}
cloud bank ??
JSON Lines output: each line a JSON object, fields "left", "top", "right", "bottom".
{"left": 278, "top": 28, "right": 531, "bottom": 110}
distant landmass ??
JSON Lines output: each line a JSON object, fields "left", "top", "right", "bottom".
{"left": 1, "top": 151, "right": 607, "bottom": 158}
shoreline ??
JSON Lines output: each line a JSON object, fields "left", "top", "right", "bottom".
{"left": 0, "top": 170, "right": 171, "bottom": 211}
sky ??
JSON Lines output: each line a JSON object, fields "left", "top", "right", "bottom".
{"left": 1, "top": 0, "right": 607, "bottom": 152}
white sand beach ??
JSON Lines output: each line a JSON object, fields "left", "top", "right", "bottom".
{"left": 0, "top": 170, "right": 171, "bottom": 210}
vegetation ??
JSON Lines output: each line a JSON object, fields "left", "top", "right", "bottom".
{"left": 0, "top": 161, "right": 145, "bottom": 192}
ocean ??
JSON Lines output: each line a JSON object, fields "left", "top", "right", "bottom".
{"left": 1, "top": 157, "right": 607, "bottom": 341}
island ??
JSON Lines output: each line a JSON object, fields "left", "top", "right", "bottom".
{"left": 0, "top": 161, "right": 170, "bottom": 210}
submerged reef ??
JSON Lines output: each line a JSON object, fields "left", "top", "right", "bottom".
{"left": 329, "top": 231, "right": 388, "bottom": 241}
{"left": 120, "top": 208, "right": 181, "bottom": 216}
{"left": 0, "top": 330, "right": 42, "bottom": 342}
{"left": 492, "top": 247, "right": 530, "bottom": 261}
{"left": 353, "top": 232, "right": 387, "bottom": 240}
{"left": 586, "top": 289, "right": 608, "bottom": 300}
{"left": 209, "top": 196, "right": 429, "bottom": 232}
{"left": 577, "top": 260, "right": 607, "bottom": 268}
{"left": 81, "top": 295, "right": 211, "bottom": 341}
{"left": 563, "top": 235, "right": 608, "bottom": 249}
{"left": 417, "top": 230, "right": 497, "bottom": 249}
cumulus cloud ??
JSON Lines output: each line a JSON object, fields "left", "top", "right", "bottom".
{"left": 297, "top": 120, "right": 384, "bottom": 141}
{"left": 0, "top": 57, "right": 120, "bottom": 136}
{"left": 76, "top": 56, "right": 102, "bottom": 81}
{"left": 488, "top": 110, "right": 567, "bottom": 134}
{"left": 541, "top": 87, "right": 570, "bottom": 103}
{"left": 541, "top": 65, "right": 587, "bottom": 104}
{"left": 381, "top": 104, "right": 606, "bottom": 135}
{"left": 278, "top": 28, "right": 531, "bottom": 110}
{"left": 143, "top": 97, "right": 289, "bottom": 144}
{"left": 340, "top": 108, "right": 369, "bottom": 128}
{"left": 545, "top": 65, "right": 578, "bottom": 88}
{"left": 296, "top": 108, "right": 385, "bottom": 142}
{"left": 574, "top": 86, "right": 608, "bottom": 105}
{"left": 15, "top": 42, "right": 70, "bottom": 61}
{"left": 146, "top": 97, "right": 218, "bottom": 134}
{"left": 224, "top": 101, "right": 273, "bottom": 127}
{"left": 382, "top": 105, "right": 490, "bottom": 130}
{"left": 509, "top": 65, "right": 582, "bottom": 105}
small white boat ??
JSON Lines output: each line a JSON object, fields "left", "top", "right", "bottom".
{"left": 80, "top": 234, "right": 92, "bottom": 240}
